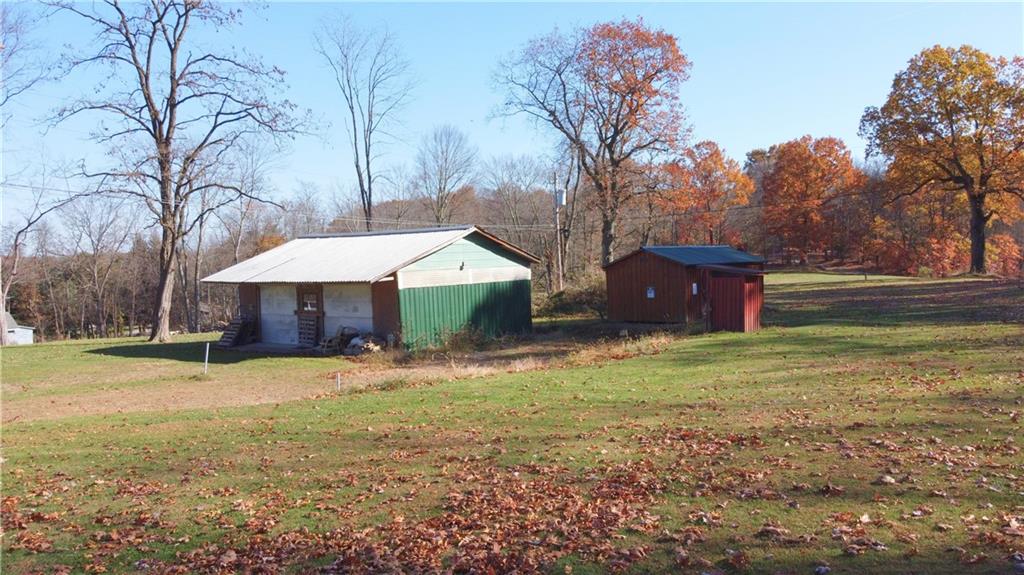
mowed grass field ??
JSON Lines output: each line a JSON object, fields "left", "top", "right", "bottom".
{"left": 2, "top": 273, "right": 1022, "bottom": 574}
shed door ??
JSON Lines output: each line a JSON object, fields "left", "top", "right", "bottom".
{"left": 296, "top": 284, "right": 323, "bottom": 347}
{"left": 238, "top": 284, "right": 260, "bottom": 338}
{"left": 710, "top": 276, "right": 745, "bottom": 332}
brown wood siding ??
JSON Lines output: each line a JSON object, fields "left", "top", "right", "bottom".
{"left": 605, "top": 251, "right": 689, "bottom": 323}
{"left": 371, "top": 276, "right": 400, "bottom": 337}
{"left": 238, "top": 285, "right": 260, "bottom": 316}
{"left": 237, "top": 284, "right": 261, "bottom": 338}
{"left": 295, "top": 284, "right": 324, "bottom": 346}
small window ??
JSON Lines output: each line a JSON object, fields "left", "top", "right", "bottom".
{"left": 302, "top": 293, "right": 318, "bottom": 312}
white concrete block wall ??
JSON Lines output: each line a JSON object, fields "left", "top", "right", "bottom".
{"left": 259, "top": 284, "right": 298, "bottom": 345}
{"left": 323, "top": 284, "right": 373, "bottom": 335}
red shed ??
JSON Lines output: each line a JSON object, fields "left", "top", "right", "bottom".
{"left": 603, "top": 246, "right": 765, "bottom": 332}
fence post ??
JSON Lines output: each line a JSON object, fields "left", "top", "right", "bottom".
{"left": 203, "top": 342, "right": 210, "bottom": 375}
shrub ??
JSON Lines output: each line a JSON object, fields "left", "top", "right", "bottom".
{"left": 537, "top": 275, "right": 607, "bottom": 319}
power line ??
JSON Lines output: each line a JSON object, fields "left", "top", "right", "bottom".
{"left": 3, "top": 179, "right": 897, "bottom": 232}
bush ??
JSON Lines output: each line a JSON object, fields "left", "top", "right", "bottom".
{"left": 409, "top": 326, "right": 511, "bottom": 356}
{"left": 439, "top": 326, "right": 490, "bottom": 353}
{"left": 537, "top": 276, "right": 607, "bottom": 319}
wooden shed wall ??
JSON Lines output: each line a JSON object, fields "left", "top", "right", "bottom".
{"left": 605, "top": 251, "right": 692, "bottom": 323}
{"left": 743, "top": 275, "right": 763, "bottom": 332}
{"left": 704, "top": 271, "right": 763, "bottom": 332}
{"left": 371, "top": 276, "right": 400, "bottom": 336}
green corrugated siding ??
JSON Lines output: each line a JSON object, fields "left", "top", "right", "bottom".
{"left": 398, "top": 280, "right": 531, "bottom": 349}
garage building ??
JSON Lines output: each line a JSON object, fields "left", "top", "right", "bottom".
{"left": 202, "top": 226, "right": 539, "bottom": 350}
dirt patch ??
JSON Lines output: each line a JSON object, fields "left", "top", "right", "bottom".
{"left": 3, "top": 328, "right": 680, "bottom": 424}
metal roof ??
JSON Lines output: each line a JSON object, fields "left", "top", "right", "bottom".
{"left": 645, "top": 245, "right": 765, "bottom": 265}
{"left": 5, "top": 312, "right": 33, "bottom": 330}
{"left": 201, "top": 226, "right": 538, "bottom": 285}
{"left": 606, "top": 245, "right": 765, "bottom": 268}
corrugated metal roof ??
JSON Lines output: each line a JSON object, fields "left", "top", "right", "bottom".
{"left": 201, "top": 226, "right": 536, "bottom": 285}
{"left": 642, "top": 246, "right": 765, "bottom": 266}
{"left": 5, "top": 312, "right": 33, "bottom": 329}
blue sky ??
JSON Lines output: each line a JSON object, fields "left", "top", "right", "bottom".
{"left": 3, "top": 2, "right": 1022, "bottom": 223}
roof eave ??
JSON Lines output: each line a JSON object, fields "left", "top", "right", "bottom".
{"left": 602, "top": 247, "right": 645, "bottom": 269}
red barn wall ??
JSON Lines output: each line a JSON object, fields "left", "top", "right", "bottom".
{"left": 743, "top": 275, "right": 763, "bottom": 332}
{"left": 709, "top": 276, "right": 744, "bottom": 331}
{"left": 605, "top": 252, "right": 690, "bottom": 323}
{"left": 707, "top": 272, "right": 763, "bottom": 332}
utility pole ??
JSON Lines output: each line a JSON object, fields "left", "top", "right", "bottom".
{"left": 552, "top": 174, "right": 565, "bottom": 292}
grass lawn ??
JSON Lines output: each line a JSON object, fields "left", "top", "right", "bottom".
{"left": 2, "top": 273, "right": 1022, "bottom": 574}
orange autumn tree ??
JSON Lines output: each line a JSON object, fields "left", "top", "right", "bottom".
{"left": 862, "top": 186, "right": 971, "bottom": 276}
{"left": 987, "top": 233, "right": 1023, "bottom": 278}
{"left": 761, "top": 136, "right": 865, "bottom": 263}
{"left": 860, "top": 45, "right": 1024, "bottom": 273}
{"left": 661, "top": 141, "right": 753, "bottom": 245}
{"left": 500, "top": 19, "right": 690, "bottom": 265}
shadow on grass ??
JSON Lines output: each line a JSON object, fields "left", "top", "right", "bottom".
{"left": 86, "top": 340, "right": 271, "bottom": 365}
{"left": 767, "top": 279, "right": 1023, "bottom": 328}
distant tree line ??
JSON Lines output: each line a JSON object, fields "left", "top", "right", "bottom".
{"left": 1, "top": 2, "right": 1022, "bottom": 343}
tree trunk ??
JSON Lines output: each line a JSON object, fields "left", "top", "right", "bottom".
{"left": 192, "top": 215, "right": 206, "bottom": 332}
{"left": 968, "top": 194, "right": 988, "bottom": 274}
{"left": 600, "top": 214, "right": 617, "bottom": 267}
{"left": 0, "top": 298, "right": 10, "bottom": 346}
{"left": 176, "top": 244, "right": 193, "bottom": 333}
{"left": 149, "top": 227, "right": 177, "bottom": 342}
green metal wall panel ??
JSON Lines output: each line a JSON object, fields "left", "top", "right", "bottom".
{"left": 404, "top": 234, "right": 528, "bottom": 271}
{"left": 398, "top": 280, "right": 532, "bottom": 349}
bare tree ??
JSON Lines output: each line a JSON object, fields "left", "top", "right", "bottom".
{"left": 214, "top": 140, "right": 276, "bottom": 265}
{"left": 376, "top": 163, "right": 418, "bottom": 226}
{"left": 1, "top": 185, "right": 84, "bottom": 345}
{"left": 1, "top": 2, "right": 47, "bottom": 124}
{"left": 480, "top": 154, "right": 547, "bottom": 245}
{"left": 63, "top": 196, "right": 136, "bottom": 337}
{"left": 415, "top": 125, "right": 476, "bottom": 224}
{"left": 553, "top": 146, "right": 584, "bottom": 279}
{"left": 176, "top": 180, "right": 225, "bottom": 333}
{"left": 1, "top": 4, "right": 55, "bottom": 341}
{"left": 51, "top": 0, "right": 302, "bottom": 342}
{"left": 281, "top": 184, "right": 329, "bottom": 238}
{"left": 315, "top": 15, "right": 412, "bottom": 231}
{"left": 497, "top": 20, "right": 690, "bottom": 264}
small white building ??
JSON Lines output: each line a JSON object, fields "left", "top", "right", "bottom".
{"left": 5, "top": 312, "right": 35, "bottom": 345}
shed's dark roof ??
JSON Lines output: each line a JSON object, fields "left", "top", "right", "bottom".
{"left": 642, "top": 245, "right": 764, "bottom": 266}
